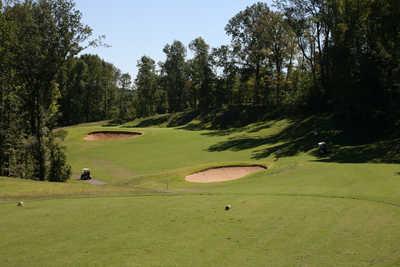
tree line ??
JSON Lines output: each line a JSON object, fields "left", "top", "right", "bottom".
{"left": 0, "top": 0, "right": 93, "bottom": 181}
{"left": 1, "top": 0, "right": 399, "bottom": 182}
{"left": 127, "top": 0, "right": 400, "bottom": 129}
{"left": 0, "top": 0, "right": 140, "bottom": 181}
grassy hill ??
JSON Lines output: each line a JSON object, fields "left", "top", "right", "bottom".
{"left": 1, "top": 114, "right": 400, "bottom": 266}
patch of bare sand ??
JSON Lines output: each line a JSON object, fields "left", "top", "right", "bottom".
{"left": 185, "top": 165, "right": 266, "bottom": 183}
{"left": 84, "top": 131, "right": 142, "bottom": 141}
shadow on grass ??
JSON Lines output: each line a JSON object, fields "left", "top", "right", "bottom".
{"left": 207, "top": 115, "right": 400, "bottom": 163}
{"left": 178, "top": 106, "right": 282, "bottom": 135}
{"left": 315, "top": 140, "right": 400, "bottom": 163}
{"left": 124, "top": 111, "right": 199, "bottom": 129}
{"left": 131, "top": 114, "right": 170, "bottom": 128}
{"left": 121, "top": 106, "right": 280, "bottom": 132}
{"left": 167, "top": 111, "right": 198, "bottom": 127}
{"left": 114, "top": 105, "right": 400, "bottom": 164}
{"left": 201, "top": 121, "right": 277, "bottom": 137}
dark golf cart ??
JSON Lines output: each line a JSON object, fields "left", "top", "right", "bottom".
{"left": 318, "top": 142, "right": 328, "bottom": 155}
{"left": 80, "top": 168, "right": 92, "bottom": 180}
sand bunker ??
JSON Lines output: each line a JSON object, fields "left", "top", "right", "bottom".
{"left": 185, "top": 165, "right": 266, "bottom": 183}
{"left": 84, "top": 131, "right": 142, "bottom": 141}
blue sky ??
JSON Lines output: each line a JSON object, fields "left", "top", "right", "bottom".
{"left": 75, "top": 0, "right": 272, "bottom": 78}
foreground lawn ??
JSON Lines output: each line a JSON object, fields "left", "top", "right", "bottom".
{"left": 1, "top": 195, "right": 400, "bottom": 267}
{"left": 1, "top": 117, "right": 400, "bottom": 266}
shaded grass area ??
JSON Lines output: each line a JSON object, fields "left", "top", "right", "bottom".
{"left": 205, "top": 115, "right": 400, "bottom": 163}
{"left": 122, "top": 109, "right": 400, "bottom": 164}
{"left": 122, "top": 110, "right": 199, "bottom": 128}
{"left": 124, "top": 106, "right": 281, "bottom": 130}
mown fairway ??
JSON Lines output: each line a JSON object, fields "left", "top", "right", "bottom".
{"left": 1, "top": 118, "right": 400, "bottom": 266}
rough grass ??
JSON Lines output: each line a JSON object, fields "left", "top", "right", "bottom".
{"left": 1, "top": 115, "right": 400, "bottom": 266}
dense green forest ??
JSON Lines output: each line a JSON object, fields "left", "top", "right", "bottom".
{"left": 1, "top": 0, "right": 399, "bottom": 181}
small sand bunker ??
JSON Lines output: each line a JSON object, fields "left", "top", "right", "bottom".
{"left": 185, "top": 165, "right": 266, "bottom": 183}
{"left": 84, "top": 131, "right": 142, "bottom": 141}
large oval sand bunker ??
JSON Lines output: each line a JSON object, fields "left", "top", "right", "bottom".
{"left": 185, "top": 165, "right": 266, "bottom": 183}
{"left": 84, "top": 131, "right": 142, "bottom": 141}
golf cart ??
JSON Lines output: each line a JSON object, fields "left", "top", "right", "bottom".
{"left": 318, "top": 141, "right": 328, "bottom": 155}
{"left": 80, "top": 168, "right": 92, "bottom": 180}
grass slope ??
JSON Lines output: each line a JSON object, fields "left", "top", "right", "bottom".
{"left": 1, "top": 116, "right": 400, "bottom": 266}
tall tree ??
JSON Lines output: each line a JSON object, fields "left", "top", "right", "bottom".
{"left": 161, "top": 41, "right": 187, "bottom": 112}
{"left": 135, "top": 56, "right": 158, "bottom": 117}
{"left": 277, "top": 0, "right": 331, "bottom": 108}
{"left": 225, "top": 2, "right": 272, "bottom": 105}
{"left": 189, "top": 37, "right": 214, "bottom": 112}
{"left": 211, "top": 45, "right": 242, "bottom": 106}
{"left": 115, "top": 72, "right": 133, "bottom": 122}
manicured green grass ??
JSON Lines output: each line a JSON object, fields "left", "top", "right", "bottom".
{"left": 2, "top": 195, "right": 400, "bottom": 267}
{"left": 1, "top": 117, "right": 400, "bottom": 266}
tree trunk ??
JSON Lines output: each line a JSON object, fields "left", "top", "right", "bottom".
{"left": 35, "top": 91, "right": 46, "bottom": 181}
